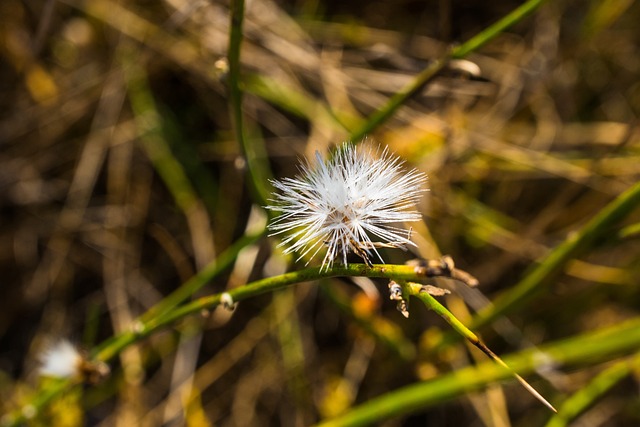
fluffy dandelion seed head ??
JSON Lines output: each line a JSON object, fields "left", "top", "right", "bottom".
{"left": 267, "top": 143, "right": 427, "bottom": 270}
{"left": 39, "top": 340, "right": 82, "bottom": 379}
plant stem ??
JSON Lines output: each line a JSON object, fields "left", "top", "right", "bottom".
{"left": 228, "top": 0, "right": 272, "bottom": 205}
{"left": 349, "top": 0, "right": 548, "bottom": 142}
{"left": 141, "top": 263, "right": 464, "bottom": 336}
{"left": 473, "top": 179, "right": 640, "bottom": 329}
{"left": 451, "top": 0, "right": 546, "bottom": 59}
{"left": 411, "top": 284, "right": 556, "bottom": 413}
{"left": 315, "top": 316, "right": 640, "bottom": 427}
{"left": 139, "top": 230, "right": 264, "bottom": 323}
{"left": 544, "top": 351, "right": 640, "bottom": 427}
{"left": 0, "top": 261, "right": 470, "bottom": 427}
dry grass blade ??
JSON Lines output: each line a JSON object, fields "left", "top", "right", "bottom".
{"left": 2, "top": 0, "right": 640, "bottom": 425}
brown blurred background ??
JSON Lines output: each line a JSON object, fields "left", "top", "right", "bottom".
{"left": 1, "top": 0, "right": 640, "bottom": 425}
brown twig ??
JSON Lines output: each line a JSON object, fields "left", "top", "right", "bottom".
{"left": 407, "top": 255, "right": 480, "bottom": 287}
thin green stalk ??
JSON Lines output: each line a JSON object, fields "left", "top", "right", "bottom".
{"left": 348, "top": 57, "right": 448, "bottom": 142}
{"left": 450, "top": 0, "right": 545, "bottom": 59}
{"left": 139, "top": 230, "right": 264, "bottom": 323}
{"left": 315, "top": 316, "right": 640, "bottom": 427}
{"left": 141, "top": 263, "right": 448, "bottom": 333}
{"left": 544, "top": 352, "right": 640, "bottom": 427}
{"left": 89, "top": 260, "right": 466, "bottom": 367}
{"left": 473, "top": 180, "right": 640, "bottom": 330}
{"left": 97, "top": 262, "right": 470, "bottom": 361}
{"left": 0, "top": 379, "right": 71, "bottom": 427}
{"left": 427, "top": 180, "right": 640, "bottom": 359}
{"left": 1, "top": 262, "right": 467, "bottom": 427}
{"left": 618, "top": 221, "right": 640, "bottom": 239}
{"left": 228, "top": 0, "right": 272, "bottom": 205}
{"left": 89, "top": 230, "right": 264, "bottom": 362}
{"left": 349, "top": 0, "right": 548, "bottom": 142}
{"left": 410, "top": 283, "right": 556, "bottom": 413}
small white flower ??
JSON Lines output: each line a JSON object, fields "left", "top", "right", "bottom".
{"left": 38, "top": 339, "right": 110, "bottom": 383}
{"left": 39, "top": 340, "right": 82, "bottom": 379}
{"left": 267, "top": 143, "right": 427, "bottom": 270}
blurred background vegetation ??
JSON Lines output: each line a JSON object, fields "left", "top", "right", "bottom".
{"left": 1, "top": 0, "right": 640, "bottom": 426}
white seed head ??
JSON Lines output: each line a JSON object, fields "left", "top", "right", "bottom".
{"left": 267, "top": 143, "right": 427, "bottom": 270}
{"left": 39, "top": 340, "right": 82, "bottom": 379}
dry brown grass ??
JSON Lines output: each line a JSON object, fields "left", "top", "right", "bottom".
{"left": 1, "top": 0, "right": 640, "bottom": 425}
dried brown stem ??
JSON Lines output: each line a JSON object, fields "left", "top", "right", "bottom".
{"left": 407, "top": 256, "right": 480, "bottom": 288}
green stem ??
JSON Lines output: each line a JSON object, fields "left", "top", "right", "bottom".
{"left": 315, "top": 316, "right": 640, "bottom": 427}
{"left": 349, "top": 0, "right": 548, "bottom": 142}
{"left": 100, "top": 262, "right": 468, "bottom": 363}
{"left": 228, "top": 0, "right": 272, "bottom": 205}
{"left": 348, "top": 57, "right": 447, "bottom": 142}
{"left": 544, "top": 352, "right": 640, "bottom": 427}
{"left": 0, "top": 262, "right": 463, "bottom": 427}
{"left": 141, "top": 264, "right": 445, "bottom": 334}
{"left": 411, "top": 284, "right": 556, "bottom": 413}
{"left": 473, "top": 180, "right": 640, "bottom": 329}
{"left": 138, "top": 230, "right": 264, "bottom": 323}
{"left": 450, "top": 0, "right": 546, "bottom": 59}
{"left": 411, "top": 284, "right": 478, "bottom": 341}
{"left": 0, "top": 379, "right": 72, "bottom": 427}
{"left": 89, "top": 230, "right": 264, "bottom": 362}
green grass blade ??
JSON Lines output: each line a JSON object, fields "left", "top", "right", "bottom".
{"left": 544, "top": 352, "right": 640, "bottom": 427}
{"left": 473, "top": 180, "right": 640, "bottom": 329}
{"left": 315, "top": 316, "right": 640, "bottom": 427}
{"left": 228, "top": 0, "right": 272, "bottom": 205}
{"left": 411, "top": 284, "right": 556, "bottom": 413}
{"left": 349, "top": 0, "right": 548, "bottom": 142}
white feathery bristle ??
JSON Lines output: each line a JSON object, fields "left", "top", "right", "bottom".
{"left": 39, "top": 340, "right": 82, "bottom": 379}
{"left": 267, "top": 143, "right": 427, "bottom": 270}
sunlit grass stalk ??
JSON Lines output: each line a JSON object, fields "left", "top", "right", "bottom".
{"left": 134, "top": 264, "right": 450, "bottom": 334}
{"left": 408, "top": 283, "right": 556, "bottom": 413}
{"left": 349, "top": 0, "right": 548, "bottom": 142}
{"left": 5, "top": 260, "right": 639, "bottom": 426}
{"left": 0, "top": 263, "right": 465, "bottom": 427}
{"left": 139, "top": 230, "right": 264, "bottom": 323}
{"left": 473, "top": 179, "right": 640, "bottom": 329}
{"left": 315, "top": 316, "right": 640, "bottom": 427}
{"left": 544, "top": 351, "right": 640, "bottom": 427}
{"left": 450, "top": 0, "right": 546, "bottom": 59}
